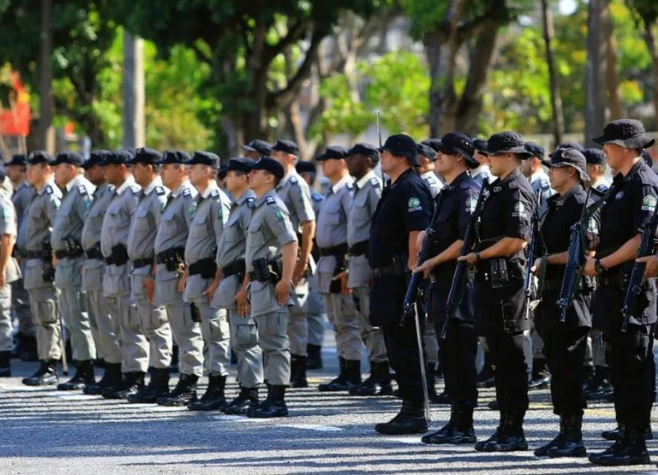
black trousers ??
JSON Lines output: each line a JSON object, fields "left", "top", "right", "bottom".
{"left": 439, "top": 319, "right": 478, "bottom": 408}
{"left": 542, "top": 326, "right": 589, "bottom": 416}
{"left": 487, "top": 332, "right": 528, "bottom": 414}
{"left": 382, "top": 319, "right": 425, "bottom": 404}
{"left": 604, "top": 324, "right": 655, "bottom": 429}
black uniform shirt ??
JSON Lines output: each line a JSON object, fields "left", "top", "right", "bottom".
{"left": 476, "top": 167, "right": 534, "bottom": 263}
{"left": 368, "top": 168, "right": 433, "bottom": 269}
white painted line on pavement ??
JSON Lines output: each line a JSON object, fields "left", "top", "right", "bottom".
{"left": 282, "top": 424, "right": 344, "bottom": 432}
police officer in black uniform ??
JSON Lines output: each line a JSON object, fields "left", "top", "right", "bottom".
{"left": 369, "top": 134, "right": 433, "bottom": 436}
{"left": 458, "top": 131, "right": 535, "bottom": 452}
{"left": 413, "top": 132, "right": 481, "bottom": 445}
{"left": 584, "top": 119, "right": 658, "bottom": 466}
{"left": 532, "top": 148, "right": 596, "bottom": 458}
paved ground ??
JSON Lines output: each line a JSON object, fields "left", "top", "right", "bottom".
{"left": 2, "top": 340, "right": 658, "bottom": 475}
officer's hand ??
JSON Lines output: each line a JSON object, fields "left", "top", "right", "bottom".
{"left": 292, "top": 261, "right": 307, "bottom": 286}
{"left": 0, "top": 272, "right": 5, "bottom": 288}
{"left": 457, "top": 253, "right": 478, "bottom": 267}
{"left": 583, "top": 256, "right": 597, "bottom": 277}
{"left": 275, "top": 279, "right": 291, "bottom": 306}
{"left": 177, "top": 269, "right": 188, "bottom": 293}
{"left": 416, "top": 231, "right": 426, "bottom": 254}
{"left": 637, "top": 255, "right": 658, "bottom": 278}
{"left": 413, "top": 260, "right": 434, "bottom": 279}
{"left": 203, "top": 279, "right": 219, "bottom": 303}
{"left": 586, "top": 232, "right": 600, "bottom": 251}
{"left": 143, "top": 277, "right": 155, "bottom": 304}
{"left": 531, "top": 257, "right": 544, "bottom": 275}
{"left": 52, "top": 254, "right": 58, "bottom": 268}
{"left": 235, "top": 286, "right": 250, "bottom": 318}
{"left": 332, "top": 270, "right": 351, "bottom": 296}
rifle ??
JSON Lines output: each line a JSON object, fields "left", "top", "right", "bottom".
{"left": 375, "top": 110, "right": 384, "bottom": 182}
{"left": 523, "top": 191, "right": 543, "bottom": 320}
{"left": 621, "top": 202, "right": 658, "bottom": 332}
{"left": 440, "top": 179, "right": 488, "bottom": 339}
{"left": 556, "top": 187, "right": 611, "bottom": 322}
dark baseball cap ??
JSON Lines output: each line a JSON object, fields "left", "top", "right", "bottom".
{"left": 556, "top": 141, "right": 585, "bottom": 153}
{"left": 7, "top": 154, "right": 27, "bottom": 167}
{"left": 160, "top": 150, "right": 191, "bottom": 165}
{"left": 252, "top": 157, "right": 284, "bottom": 180}
{"left": 582, "top": 148, "right": 606, "bottom": 165}
{"left": 439, "top": 132, "right": 478, "bottom": 168}
{"left": 103, "top": 150, "right": 133, "bottom": 166}
{"left": 472, "top": 138, "right": 488, "bottom": 153}
{"left": 83, "top": 150, "right": 110, "bottom": 169}
{"left": 380, "top": 134, "right": 419, "bottom": 166}
{"left": 130, "top": 147, "right": 162, "bottom": 166}
{"left": 346, "top": 143, "right": 380, "bottom": 164}
{"left": 242, "top": 139, "right": 273, "bottom": 156}
{"left": 187, "top": 151, "right": 220, "bottom": 169}
{"left": 416, "top": 143, "right": 437, "bottom": 162}
{"left": 524, "top": 141, "right": 545, "bottom": 160}
{"left": 227, "top": 157, "right": 255, "bottom": 174}
{"left": 271, "top": 139, "right": 299, "bottom": 156}
{"left": 27, "top": 151, "right": 55, "bottom": 165}
{"left": 296, "top": 160, "right": 317, "bottom": 174}
{"left": 316, "top": 146, "right": 348, "bottom": 161}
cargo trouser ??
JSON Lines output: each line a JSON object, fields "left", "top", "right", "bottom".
{"left": 307, "top": 273, "right": 326, "bottom": 347}
{"left": 24, "top": 258, "right": 61, "bottom": 361}
{"left": 0, "top": 283, "right": 13, "bottom": 352}
{"left": 352, "top": 287, "right": 387, "bottom": 363}
{"left": 11, "top": 276, "right": 35, "bottom": 337}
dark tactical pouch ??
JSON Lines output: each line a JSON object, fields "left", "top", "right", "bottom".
{"left": 54, "top": 238, "right": 84, "bottom": 259}
{"left": 188, "top": 258, "right": 217, "bottom": 279}
{"left": 41, "top": 239, "right": 55, "bottom": 282}
{"left": 490, "top": 258, "right": 510, "bottom": 289}
{"left": 107, "top": 244, "right": 129, "bottom": 266}
{"left": 249, "top": 257, "right": 283, "bottom": 284}
{"left": 501, "top": 301, "right": 516, "bottom": 333}
{"left": 392, "top": 251, "right": 409, "bottom": 277}
{"left": 157, "top": 247, "right": 185, "bottom": 273}
{"left": 190, "top": 303, "right": 201, "bottom": 323}
{"left": 330, "top": 254, "right": 347, "bottom": 294}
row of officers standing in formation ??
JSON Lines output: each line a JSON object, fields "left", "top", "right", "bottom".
{"left": 0, "top": 118, "right": 657, "bottom": 467}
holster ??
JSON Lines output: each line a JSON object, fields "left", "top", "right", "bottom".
{"left": 249, "top": 257, "right": 283, "bottom": 284}
{"left": 156, "top": 247, "right": 185, "bottom": 273}
{"left": 190, "top": 303, "right": 201, "bottom": 323}
{"left": 105, "top": 244, "right": 129, "bottom": 266}
{"left": 41, "top": 239, "right": 55, "bottom": 282}
{"left": 330, "top": 254, "right": 347, "bottom": 294}
{"left": 490, "top": 258, "right": 510, "bottom": 289}
{"left": 188, "top": 258, "right": 217, "bottom": 279}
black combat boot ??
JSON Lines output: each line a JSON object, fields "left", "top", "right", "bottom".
{"left": 169, "top": 345, "right": 179, "bottom": 374}
{"left": 223, "top": 386, "right": 259, "bottom": 415}
{"left": 247, "top": 384, "right": 289, "bottom": 418}
{"left": 127, "top": 368, "right": 170, "bottom": 403}
{"left": 475, "top": 410, "right": 528, "bottom": 452}
{"left": 157, "top": 373, "right": 199, "bottom": 406}
{"left": 319, "top": 358, "right": 361, "bottom": 391}
{"left": 0, "top": 351, "right": 11, "bottom": 377}
{"left": 349, "top": 361, "right": 393, "bottom": 396}
{"left": 534, "top": 416, "right": 566, "bottom": 457}
{"left": 102, "top": 371, "right": 145, "bottom": 399}
{"left": 188, "top": 374, "right": 227, "bottom": 411}
{"left": 548, "top": 414, "right": 586, "bottom": 457}
{"left": 84, "top": 362, "right": 122, "bottom": 395}
{"left": 23, "top": 359, "right": 59, "bottom": 386}
{"left": 602, "top": 425, "right": 653, "bottom": 441}
{"left": 289, "top": 354, "right": 308, "bottom": 388}
{"left": 57, "top": 360, "right": 95, "bottom": 391}
{"left": 589, "top": 424, "right": 651, "bottom": 466}
{"left": 422, "top": 403, "right": 476, "bottom": 444}
{"left": 306, "top": 343, "right": 323, "bottom": 370}
{"left": 374, "top": 400, "right": 428, "bottom": 435}
{"left": 476, "top": 352, "right": 495, "bottom": 388}
{"left": 528, "top": 358, "right": 551, "bottom": 390}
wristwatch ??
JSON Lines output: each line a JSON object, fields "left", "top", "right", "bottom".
{"left": 594, "top": 259, "right": 607, "bottom": 275}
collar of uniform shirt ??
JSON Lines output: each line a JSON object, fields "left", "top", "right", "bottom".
{"left": 550, "top": 183, "right": 583, "bottom": 207}
{"left": 65, "top": 173, "right": 84, "bottom": 193}
{"left": 115, "top": 175, "right": 135, "bottom": 196}
{"left": 331, "top": 175, "right": 353, "bottom": 194}
{"left": 279, "top": 170, "right": 301, "bottom": 187}
{"left": 254, "top": 188, "right": 277, "bottom": 206}
{"left": 234, "top": 188, "right": 255, "bottom": 205}
{"left": 200, "top": 180, "right": 219, "bottom": 199}
{"left": 37, "top": 179, "right": 57, "bottom": 195}
{"left": 356, "top": 169, "right": 378, "bottom": 189}
{"left": 614, "top": 157, "right": 644, "bottom": 183}
{"left": 494, "top": 167, "right": 522, "bottom": 188}
{"left": 170, "top": 178, "right": 191, "bottom": 198}
{"left": 142, "top": 175, "right": 163, "bottom": 195}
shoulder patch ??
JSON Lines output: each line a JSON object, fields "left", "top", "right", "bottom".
{"left": 182, "top": 188, "right": 191, "bottom": 198}
{"left": 266, "top": 196, "right": 276, "bottom": 205}
{"left": 312, "top": 194, "right": 323, "bottom": 202}
{"left": 408, "top": 197, "right": 422, "bottom": 212}
{"left": 275, "top": 209, "right": 284, "bottom": 220}
{"left": 642, "top": 195, "right": 657, "bottom": 211}
{"left": 155, "top": 186, "right": 166, "bottom": 196}
{"left": 290, "top": 176, "right": 298, "bottom": 185}
{"left": 209, "top": 189, "right": 220, "bottom": 198}
{"left": 45, "top": 185, "right": 54, "bottom": 195}
{"left": 596, "top": 184, "right": 608, "bottom": 192}
{"left": 370, "top": 177, "right": 380, "bottom": 188}
{"left": 540, "top": 180, "right": 550, "bottom": 191}
{"left": 78, "top": 184, "right": 88, "bottom": 195}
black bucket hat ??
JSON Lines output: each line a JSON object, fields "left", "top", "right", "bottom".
{"left": 481, "top": 131, "right": 532, "bottom": 158}
{"left": 542, "top": 148, "right": 590, "bottom": 182}
{"left": 593, "top": 119, "right": 655, "bottom": 149}
{"left": 438, "top": 132, "right": 478, "bottom": 168}
{"left": 380, "top": 134, "right": 419, "bottom": 166}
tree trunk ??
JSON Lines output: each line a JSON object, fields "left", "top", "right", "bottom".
{"left": 37, "top": 0, "right": 54, "bottom": 152}
{"left": 643, "top": 23, "right": 658, "bottom": 130}
{"left": 584, "top": 0, "right": 609, "bottom": 146}
{"left": 122, "top": 33, "right": 145, "bottom": 149}
{"left": 540, "top": 0, "right": 564, "bottom": 147}
{"left": 604, "top": 9, "right": 622, "bottom": 120}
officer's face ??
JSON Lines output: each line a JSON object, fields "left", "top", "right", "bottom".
{"left": 104, "top": 164, "right": 121, "bottom": 186}
{"left": 548, "top": 165, "right": 569, "bottom": 191}
{"left": 132, "top": 162, "right": 151, "bottom": 186}
{"left": 602, "top": 143, "right": 625, "bottom": 169}
{"left": 6, "top": 165, "right": 24, "bottom": 183}
{"left": 474, "top": 150, "right": 489, "bottom": 166}
{"left": 226, "top": 170, "right": 247, "bottom": 194}
{"left": 243, "top": 150, "right": 261, "bottom": 160}
{"left": 54, "top": 163, "right": 75, "bottom": 187}
{"left": 187, "top": 164, "right": 207, "bottom": 186}
{"left": 27, "top": 164, "right": 46, "bottom": 186}
{"left": 271, "top": 150, "right": 287, "bottom": 166}
{"left": 380, "top": 150, "right": 403, "bottom": 174}
{"left": 85, "top": 164, "right": 105, "bottom": 186}
{"left": 488, "top": 153, "right": 511, "bottom": 177}
{"left": 320, "top": 158, "right": 342, "bottom": 180}
{"left": 161, "top": 164, "right": 185, "bottom": 189}
{"left": 435, "top": 152, "right": 457, "bottom": 175}
{"left": 248, "top": 169, "right": 266, "bottom": 190}
{"left": 346, "top": 154, "right": 370, "bottom": 178}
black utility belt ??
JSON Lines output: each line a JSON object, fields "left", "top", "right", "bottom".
{"left": 25, "top": 250, "right": 44, "bottom": 260}
{"left": 222, "top": 259, "right": 245, "bottom": 279}
{"left": 106, "top": 245, "right": 129, "bottom": 266}
{"left": 348, "top": 240, "right": 368, "bottom": 257}
{"left": 319, "top": 243, "right": 348, "bottom": 258}
{"left": 131, "top": 256, "right": 153, "bottom": 269}
{"left": 55, "top": 248, "right": 84, "bottom": 259}
{"left": 156, "top": 247, "right": 185, "bottom": 272}
{"left": 597, "top": 272, "right": 625, "bottom": 288}
{"left": 85, "top": 245, "right": 103, "bottom": 261}
{"left": 188, "top": 258, "right": 217, "bottom": 279}
{"left": 475, "top": 258, "right": 523, "bottom": 288}
{"left": 248, "top": 258, "right": 282, "bottom": 284}
{"left": 374, "top": 264, "right": 399, "bottom": 277}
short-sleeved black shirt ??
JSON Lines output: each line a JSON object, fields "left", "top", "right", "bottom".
{"left": 368, "top": 168, "right": 434, "bottom": 269}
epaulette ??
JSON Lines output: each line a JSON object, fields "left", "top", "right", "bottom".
{"left": 45, "top": 184, "right": 54, "bottom": 195}
{"left": 209, "top": 189, "right": 220, "bottom": 198}
{"left": 266, "top": 196, "right": 276, "bottom": 205}
{"left": 540, "top": 180, "right": 550, "bottom": 191}
{"left": 182, "top": 188, "right": 191, "bottom": 198}
{"left": 370, "top": 177, "right": 380, "bottom": 188}
{"left": 289, "top": 176, "right": 298, "bottom": 185}
{"left": 596, "top": 184, "right": 608, "bottom": 192}
{"left": 346, "top": 182, "right": 354, "bottom": 190}
{"left": 155, "top": 186, "right": 166, "bottom": 196}
{"left": 130, "top": 185, "right": 141, "bottom": 194}
{"left": 312, "top": 194, "right": 323, "bottom": 202}
{"left": 78, "top": 184, "right": 88, "bottom": 196}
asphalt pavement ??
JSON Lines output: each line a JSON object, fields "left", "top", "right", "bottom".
{"left": 2, "top": 338, "right": 658, "bottom": 475}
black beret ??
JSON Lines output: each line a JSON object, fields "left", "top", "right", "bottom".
{"left": 416, "top": 143, "right": 437, "bottom": 161}
{"left": 227, "top": 157, "right": 255, "bottom": 174}
{"left": 316, "top": 146, "right": 348, "bottom": 161}
{"left": 187, "top": 151, "right": 220, "bottom": 169}
{"left": 242, "top": 139, "right": 273, "bottom": 156}
{"left": 83, "top": 150, "right": 110, "bottom": 169}
{"left": 582, "top": 148, "right": 606, "bottom": 165}
{"left": 346, "top": 143, "right": 380, "bottom": 164}
{"left": 52, "top": 151, "right": 84, "bottom": 167}
{"left": 271, "top": 139, "right": 299, "bottom": 156}
{"left": 130, "top": 147, "right": 162, "bottom": 166}
{"left": 380, "top": 134, "right": 419, "bottom": 166}
{"left": 103, "top": 150, "right": 132, "bottom": 166}
{"left": 253, "top": 157, "right": 284, "bottom": 180}
{"left": 296, "top": 160, "right": 317, "bottom": 174}
{"left": 28, "top": 150, "right": 55, "bottom": 165}
{"left": 160, "top": 150, "right": 191, "bottom": 165}
{"left": 524, "top": 141, "right": 545, "bottom": 160}
{"left": 7, "top": 154, "right": 27, "bottom": 167}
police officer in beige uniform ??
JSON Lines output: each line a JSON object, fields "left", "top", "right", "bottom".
{"left": 213, "top": 158, "right": 264, "bottom": 415}
{"left": 314, "top": 146, "right": 364, "bottom": 391}
{"left": 271, "top": 140, "right": 316, "bottom": 387}
{"left": 80, "top": 151, "right": 122, "bottom": 391}
{"left": 148, "top": 150, "right": 205, "bottom": 407}
{"left": 0, "top": 166, "right": 19, "bottom": 377}
{"left": 117, "top": 148, "right": 170, "bottom": 400}
{"left": 245, "top": 157, "right": 298, "bottom": 418}
{"left": 97, "top": 150, "right": 143, "bottom": 398}
{"left": 51, "top": 152, "right": 97, "bottom": 391}
{"left": 7, "top": 154, "right": 36, "bottom": 361}
{"left": 343, "top": 143, "right": 391, "bottom": 396}
{"left": 21, "top": 151, "right": 63, "bottom": 386}
{"left": 182, "top": 151, "right": 232, "bottom": 411}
